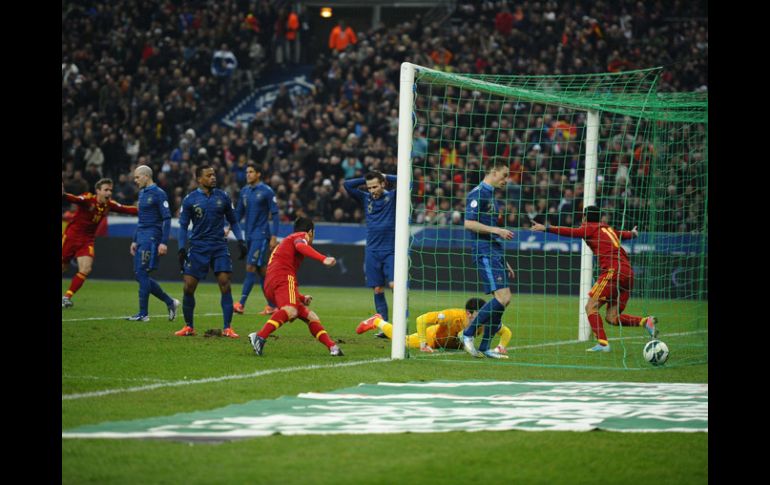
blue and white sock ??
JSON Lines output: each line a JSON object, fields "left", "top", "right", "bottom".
{"left": 374, "top": 292, "right": 389, "bottom": 321}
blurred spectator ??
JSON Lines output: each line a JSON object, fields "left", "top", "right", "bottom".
{"left": 329, "top": 19, "right": 358, "bottom": 53}
{"left": 61, "top": 0, "right": 706, "bottom": 233}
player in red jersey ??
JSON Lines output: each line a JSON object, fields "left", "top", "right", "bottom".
{"left": 61, "top": 179, "right": 138, "bottom": 308}
{"left": 531, "top": 205, "right": 658, "bottom": 352}
{"left": 247, "top": 216, "right": 343, "bottom": 356}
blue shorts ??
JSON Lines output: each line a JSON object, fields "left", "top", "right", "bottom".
{"left": 183, "top": 243, "right": 233, "bottom": 280}
{"left": 475, "top": 254, "right": 508, "bottom": 294}
{"left": 134, "top": 240, "right": 159, "bottom": 273}
{"left": 246, "top": 237, "right": 271, "bottom": 267}
{"left": 365, "top": 249, "right": 394, "bottom": 287}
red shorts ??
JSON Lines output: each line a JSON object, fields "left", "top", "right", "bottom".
{"left": 62, "top": 234, "right": 94, "bottom": 265}
{"left": 589, "top": 269, "right": 633, "bottom": 312}
{"left": 264, "top": 274, "right": 311, "bottom": 319}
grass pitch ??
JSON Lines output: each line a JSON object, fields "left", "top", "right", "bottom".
{"left": 62, "top": 279, "right": 707, "bottom": 484}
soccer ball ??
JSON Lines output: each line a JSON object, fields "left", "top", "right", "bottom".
{"left": 643, "top": 340, "right": 669, "bottom": 366}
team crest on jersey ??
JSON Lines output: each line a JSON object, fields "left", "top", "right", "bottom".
{"left": 216, "top": 198, "right": 223, "bottom": 207}
{"left": 384, "top": 196, "right": 390, "bottom": 203}
{"left": 147, "top": 196, "right": 153, "bottom": 204}
{"left": 256, "top": 193, "right": 262, "bottom": 200}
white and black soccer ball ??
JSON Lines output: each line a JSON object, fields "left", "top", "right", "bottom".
{"left": 643, "top": 339, "right": 669, "bottom": 366}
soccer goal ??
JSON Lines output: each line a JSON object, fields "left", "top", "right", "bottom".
{"left": 391, "top": 62, "right": 707, "bottom": 369}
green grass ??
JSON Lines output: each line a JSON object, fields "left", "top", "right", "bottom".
{"left": 62, "top": 280, "right": 708, "bottom": 484}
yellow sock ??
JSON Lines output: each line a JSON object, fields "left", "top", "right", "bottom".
{"left": 381, "top": 322, "right": 393, "bottom": 339}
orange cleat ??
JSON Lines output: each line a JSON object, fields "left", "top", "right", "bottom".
{"left": 356, "top": 314, "right": 382, "bottom": 334}
{"left": 233, "top": 302, "right": 245, "bottom": 314}
{"left": 222, "top": 327, "right": 240, "bottom": 338}
{"left": 175, "top": 325, "right": 196, "bottom": 336}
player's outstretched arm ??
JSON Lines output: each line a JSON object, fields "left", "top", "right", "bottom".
{"left": 295, "top": 239, "right": 332, "bottom": 265}
{"left": 109, "top": 200, "right": 138, "bottom": 215}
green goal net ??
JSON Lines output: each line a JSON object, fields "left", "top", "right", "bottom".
{"left": 392, "top": 63, "right": 707, "bottom": 369}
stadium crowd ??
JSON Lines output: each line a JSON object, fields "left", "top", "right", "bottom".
{"left": 62, "top": 0, "right": 707, "bottom": 233}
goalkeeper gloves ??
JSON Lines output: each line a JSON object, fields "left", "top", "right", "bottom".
{"left": 178, "top": 248, "right": 187, "bottom": 273}
{"left": 238, "top": 240, "right": 248, "bottom": 260}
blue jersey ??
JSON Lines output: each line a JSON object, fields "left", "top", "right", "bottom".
{"left": 134, "top": 184, "right": 172, "bottom": 244}
{"left": 178, "top": 188, "right": 242, "bottom": 248}
{"left": 465, "top": 181, "right": 505, "bottom": 255}
{"left": 343, "top": 175, "right": 397, "bottom": 252}
{"left": 234, "top": 182, "right": 279, "bottom": 240}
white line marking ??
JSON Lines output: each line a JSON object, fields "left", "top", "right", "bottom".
{"left": 62, "top": 312, "right": 223, "bottom": 322}
{"left": 63, "top": 375, "right": 170, "bottom": 383}
{"left": 62, "top": 358, "right": 391, "bottom": 401}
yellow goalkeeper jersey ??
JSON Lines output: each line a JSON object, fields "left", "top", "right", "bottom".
{"left": 415, "top": 309, "right": 468, "bottom": 349}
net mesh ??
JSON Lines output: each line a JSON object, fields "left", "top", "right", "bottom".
{"left": 404, "top": 65, "right": 707, "bottom": 368}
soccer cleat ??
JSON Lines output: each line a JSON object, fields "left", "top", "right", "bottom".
{"left": 222, "top": 327, "right": 240, "bottom": 338}
{"left": 248, "top": 332, "right": 266, "bottom": 355}
{"left": 330, "top": 344, "right": 344, "bottom": 356}
{"left": 356, "top": 313, "right": 382, "bottom": 334}
{"left": 420, "top": 343, "right": 434, "bottom": 353}
{"left": 374, "top": 331, "right": 388, "bottom": 339}
{"left": 482, "top": 349, "right": 509, "bottom": 359}
{"left": 175, "top": 325, "right": 196, "bottom": 336}
{"left": 586, "top": 343, "right": 611, "bottom": 352}
{"left": 168, "top": 299, "right": 181, "bottom": 321}
{"left": 233, "top": 302, "right": 244, "bottom": 314}
{"left": 258, "top": 305, "right": 276, "bottom": 315}
{"left": 644, "top": 316, "right": 659, "bottom": 338}
{"left": 62, "top": 297, "right": 73, "bottom": 309}
{"left": 126, "top": 313, "right": 150, "bottom": 322}
{"left": 462, "top": 335, "right": 482, "bottom": 357}
{"left": 494, "top": 344, "right": 508, "bottom": 355}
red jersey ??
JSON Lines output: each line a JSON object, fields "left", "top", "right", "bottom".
{"left": 265, "top": 231, "right": 327, "bottom": 280}
{"left": 63, "top": 192, "right": 137, "bottom": 241}
{"left": 548, "top": 222, "right": 635, "bottom": 275}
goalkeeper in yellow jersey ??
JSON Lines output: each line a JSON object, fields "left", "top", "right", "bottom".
{"left": 355, "top": 298, "right": 511, "bottom": 356}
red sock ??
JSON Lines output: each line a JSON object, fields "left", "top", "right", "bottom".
{"left": 65, "top": 272, "right": 87, "bottom": 298}
{"left": 307, "top": 320, "right": 335, "bottom": 349}
{"left": 618, "top": 314, "right": 644, "bottom": 326}
{"left": 587, "top": 313, "right": 608, "bottom": 343}
{"left": 257, "top": 309, "right": 289, "bottom": 339}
